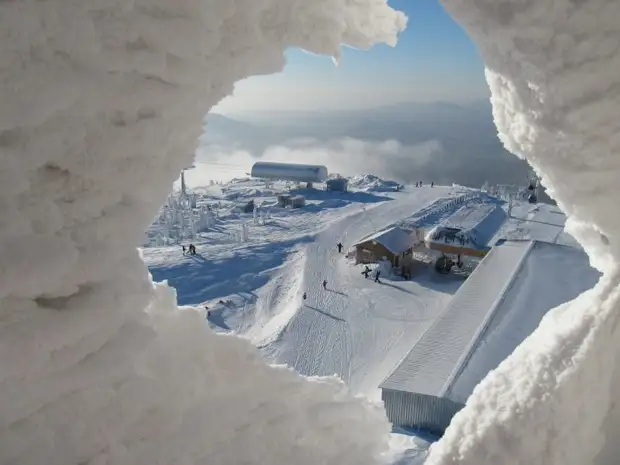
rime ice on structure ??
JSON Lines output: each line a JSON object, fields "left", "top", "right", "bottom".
{"left": 0, "top": 1, "right": 406, "bottom": 464}
{"left": 427, "top": 1, "right": 620, "bottom": 465}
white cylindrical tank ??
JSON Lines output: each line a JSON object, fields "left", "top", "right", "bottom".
{"left": 251, "top": 162, "right": 328, "bottom": 183}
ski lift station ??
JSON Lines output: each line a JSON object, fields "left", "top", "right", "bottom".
{"left": 424, "top": 203, "right": 507, "bottom": 259}
{"left": 250, "top": 161, "right": 329, "bottom": 187}
{"left": 379, "top": 239, "right": 599, "bottom": 435}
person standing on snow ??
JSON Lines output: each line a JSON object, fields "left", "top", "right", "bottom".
{"left": 362, "top": 265, "right": 371, "bottom": 278}
{"left": 374, "top": 270, "right": 381, "bottom": 283}
{"left": 182, "top": 245, "right": 186, "bottom": 255}
{"left": 322, "top": 280, "right": 327, "bottom": 290}
{"left": 302, "top": 292, "right": 307, "bottom": 301}
{"left": 337, "top": 242, "right": 343, "bottom": 253}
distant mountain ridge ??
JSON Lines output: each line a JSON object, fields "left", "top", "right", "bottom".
{"left": 201, "top": 101, "right": 552, "bottom": 203}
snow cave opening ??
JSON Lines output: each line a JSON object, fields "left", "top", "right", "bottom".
{"left": 1, "top": 1, "right": 620, "bottom": 465}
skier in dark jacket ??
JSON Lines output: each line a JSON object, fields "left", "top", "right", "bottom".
{"left": 303, "top": 292, "right": 307, "bottom": 301}
{"left": 374, "top": 270, "right": 381, "bottom": 283}
{"left": 182, "top": 245, "right": 186, "bottom": 255}
{"left": 337, "top": 242, "right": 343, "bottom": 253}
{"left": 322, "top": 280, "right": 327, "bottom": 290}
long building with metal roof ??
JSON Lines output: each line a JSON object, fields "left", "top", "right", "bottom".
{"left": 379, "top": 239, "right": 599, "bottom": 435}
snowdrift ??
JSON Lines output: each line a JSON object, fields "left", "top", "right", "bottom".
{"left": 0, "top": 1, "right": 404, "bottom": 464}
{"left": 349, "top": 174, "right": 402, "bottom": 192}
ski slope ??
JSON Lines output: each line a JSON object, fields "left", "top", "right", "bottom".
{"left": 145, "top": 180, "right": 473, "bottom": 399}
{"left": 145, "top": 177, "right": 583, "bottom": 406}
{"left": 261, "top": 187, "right": 463, "bottom": 398}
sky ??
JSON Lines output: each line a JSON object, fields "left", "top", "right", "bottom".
{"left": 214, "top": 0, "right": 489, "bottom": 115}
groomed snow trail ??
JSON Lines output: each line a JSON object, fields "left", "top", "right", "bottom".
{"left": 265, "top": 187, "right": 463, "bottom": 397}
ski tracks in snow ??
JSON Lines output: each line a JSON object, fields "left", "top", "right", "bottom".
{"left": 265, "top": 188, "right": 459, "bottom": 394}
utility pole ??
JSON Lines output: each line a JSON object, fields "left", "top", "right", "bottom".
{"left": 181, "top": 170, "right": 187, "bottom": 197}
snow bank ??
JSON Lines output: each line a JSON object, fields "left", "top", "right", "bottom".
{"left": 427, "top": 1, "right": 620, "bottom": 465}
{"left": 349, "top": 174, "right": 402, "bottom": 192}
{"left": 0, "top": 1, "right": 405, "bottom": 463}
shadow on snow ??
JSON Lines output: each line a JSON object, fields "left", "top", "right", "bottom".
{"left": 304, "top": 304, "right": 346, "bottom": 322}
{"left": 148, "top": 236, "right": 313, "bottom": 306}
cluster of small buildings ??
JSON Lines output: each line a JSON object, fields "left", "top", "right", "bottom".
{"left": 378, "top": 239, "right": 598, "bottom": 435}
{"left": 349, "top": 198, "right": 598, "bottom": 437}
{"left": 351, "top": 202, "right": 506, "bottom": 277}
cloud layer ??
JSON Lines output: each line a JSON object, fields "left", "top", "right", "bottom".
{"left": 188, "top": 137, "right": 443, "bottom": 187}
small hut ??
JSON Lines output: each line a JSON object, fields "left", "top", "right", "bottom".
{"left": 326, "top": 178, "right": 348, "bottom": 193}
{"left": 277, "top": 194, "right": 292, "bottom": 208}
{"left": 277, "top": 193, "right": 305, "bottom": 209}
{"left": 290, "top": 195, "right": 306, "bottom": 209}
{"left": 353, "top": 226, "right": 415, "bottom": 268}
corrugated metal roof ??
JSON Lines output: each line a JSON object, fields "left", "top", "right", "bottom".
{"left": 379, "top": 240, "right": 534, "bottom": 395}
{"left": 444, "top": 241, "right": 599, "bottom": 403}
{"left": 355, "top": 226, "right": 413, "bottom": 255}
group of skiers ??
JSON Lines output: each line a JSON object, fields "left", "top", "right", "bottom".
{"left": 361, "top": 265, "right": 381, "bottom": 283}
{"left": 182, "top": 244, "right": 197, "bottom": 255}
{"left": 415, "top": 181, "right": 434, "bottom": 188}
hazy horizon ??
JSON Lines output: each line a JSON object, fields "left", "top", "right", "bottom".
{"left": 195, "top": 99, "right": 552, "bottom": 203}
{"left": 212, "top": 1, "right": 489, "bottom": 115}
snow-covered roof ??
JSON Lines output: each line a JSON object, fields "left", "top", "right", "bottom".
{"left": 380, "top": 240, "right": 599, "bottom": 404}
{"left": 251, "top": 162, "right": 328, "bottom": 183}
{"left": 425, "top": 203, "right": 506, "bottom": 249}
{"left": 355, "top": 226, "right": 413, "bottom": 255}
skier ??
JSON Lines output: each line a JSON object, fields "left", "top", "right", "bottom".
{"left": 374, "top": 269, "right": 381, "bottom": 283}
{"left": 322, "top": 279, "right": 327, "bottom": 290}
{"left": 337, "top": 242, "right": 343, "bottom": 253}
{"left": 182, "top": 245, "right": 186, "bottom": 255}
{"left": 361, "top": 265, "right": 371, "bottom": 278}
{"left": 302, "top": 292, "right": 307, "bottom": 301}
{"left": 431, "top": 181, "right": 434, "bottom": 188}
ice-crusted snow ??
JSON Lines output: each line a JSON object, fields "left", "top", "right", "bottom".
{"left": 3, "top": 0, "right": 620, "bottom": 464}
{"left": 0, "top": 1, "right": 406, "bottom": 464}
{"left": 426, "top": 1, "right": 620, "bottom": 465}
